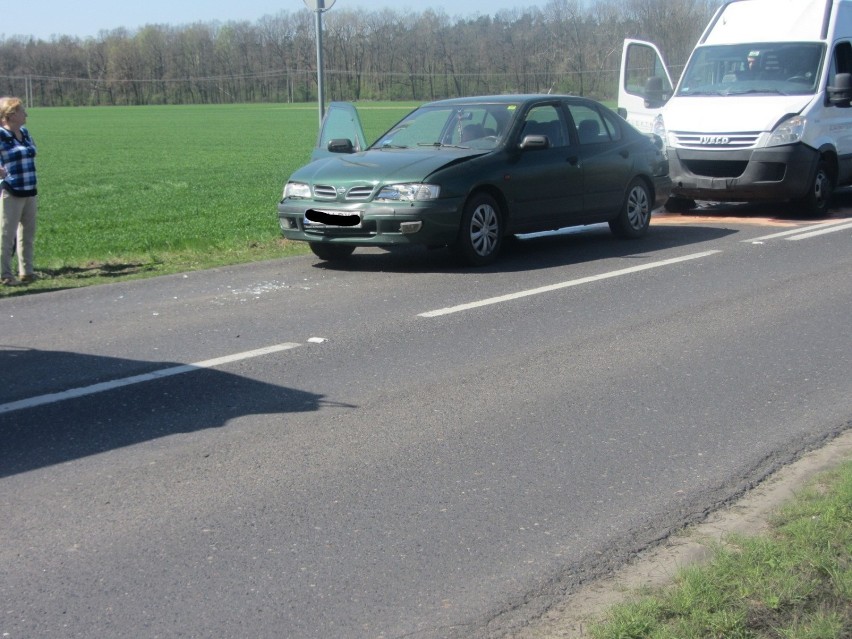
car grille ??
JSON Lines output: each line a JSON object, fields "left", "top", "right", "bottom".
{"left": 347, "top": 186, "right": 374, "bottom": 200}
{"left": 312, "top": 184, "right": 375, "bottom": 200}
{"left": 312, "top": 185, "right": 338, "bottom": 199}
{"left": 671, "top": 131, "right": 760, "bottom": 149}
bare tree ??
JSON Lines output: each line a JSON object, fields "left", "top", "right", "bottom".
{"left": 0, "top": 0, "right": 720, "bottom": 107}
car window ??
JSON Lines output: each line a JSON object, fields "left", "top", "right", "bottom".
{"left": 375, "top": 108, "right": 451, "bottom": 148}
{"left": 567, "top": 104, "right": 610, "bottom": 145}
{"left": 316, "top": 102, "right": 368, "bottom": 156}
{"left": 600, "top": 109, "right": 623, "bottom": 142}
{"left": 519, "top": 105, "right": 569, "bottom": 148}
{"left": 446, "top": 107, "right": 503, "bottom": 147}
{"left": 373, "top": 104, "right": 515, "bottom": 150}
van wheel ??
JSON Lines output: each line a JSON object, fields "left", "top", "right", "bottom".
{"left": 795, "top": 161, "right": 833, "bottom": 218}
{"left": 610, "top": 179, "right": 652, "bottom": 238}
{"left": 309, "top": 243, "right": 355, "bottom": 261}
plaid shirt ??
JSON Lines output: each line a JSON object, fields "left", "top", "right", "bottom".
{"left": 0, "top": 126, "right": 38, "bottom": 196}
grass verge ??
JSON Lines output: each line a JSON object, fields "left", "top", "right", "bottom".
{"left": 588, "top": 460, "right": 852, "bottom": 639}
{"left": 0, "top": 102, "right": 416, "bottom": 298}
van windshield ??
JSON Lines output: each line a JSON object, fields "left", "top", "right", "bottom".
{"left": 677, "top": 42, "right": 825, "bottom": 97}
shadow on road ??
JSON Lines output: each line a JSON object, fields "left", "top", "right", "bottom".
{"left": 665, "top": 190, "right": 852, "bottom": 221}
{"left": 311, "top": 221, "right": 739, "bottom": 274}
{"left": 0, "top": 348, "right": 350, "bottom": 478}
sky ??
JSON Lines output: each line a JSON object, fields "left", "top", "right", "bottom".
{"left": 9, "top": 0, "right": 551, "bottom": 41}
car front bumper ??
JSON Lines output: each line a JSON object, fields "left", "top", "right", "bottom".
{"left": 277, "top": 198, "right": 465, "bottom": 247}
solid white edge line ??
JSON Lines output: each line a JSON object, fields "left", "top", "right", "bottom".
{"left": 0, "top": 342, "right": 302, "bottom": 415}
{"left": 746, "top": 218, "right": 852, "bottom": 242}
{"left": 785, "top": 220, "right": 852, "bottom": 240}
{"left": 419, "top": 250, "right": 722, "bottom": 318}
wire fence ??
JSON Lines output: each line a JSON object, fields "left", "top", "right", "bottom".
{"left": 0, "top": 67, "right": 636, "bottom": 107}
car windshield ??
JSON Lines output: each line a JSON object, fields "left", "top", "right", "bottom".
{"left": 677, "top": 42, "right": 825, "bottom": 97}
{"left": 371, "top": 102, "right": 520, "bottom": 151}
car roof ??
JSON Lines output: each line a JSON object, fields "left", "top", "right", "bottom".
{"left": 422, "top": 94, "right": 589, "bottom": 107}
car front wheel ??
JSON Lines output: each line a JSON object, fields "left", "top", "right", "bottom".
{"left": 454, "top": 193, "right": 503, "bottom": 266}
{"left": 610, "top": 178, "right": 652, "bottom": 238}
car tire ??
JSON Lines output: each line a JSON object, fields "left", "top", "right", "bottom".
{"left": 794, "top": 160, "right": 833, "bottom": 218}
{"left": 610, "top": 178, "right": 652, "bottom": 239}
{"left": 309, "top": 243, "right": 356, "bottom": 261}
{"left": 453, "top": 193, "right": 503, "bottom": 266}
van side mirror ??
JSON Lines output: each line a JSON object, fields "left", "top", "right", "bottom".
{"left": 327, "top": 138, "right": 355, "bottom": 153}
{"left": 643, "top": 76, "right": 667, "bottom": 109}
{"left": 828, "top": 73, "right": 852, "bottom": 107}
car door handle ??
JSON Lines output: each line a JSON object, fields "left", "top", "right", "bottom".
{"left": 567, "top": 156, "right": 579, "bottom": 166}
{"left": 619, "top": 150, "right": 630, "bottom": 159}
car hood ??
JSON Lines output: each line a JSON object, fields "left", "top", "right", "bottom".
{"left": 291, "top": 148, "right": 486, "bottom": 184}
{"left": 665, "top": 94, "right": 814, "bottom": 133}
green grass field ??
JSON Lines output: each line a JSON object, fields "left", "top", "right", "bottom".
{"left": 3, "top": 102, "right": 415, "bottom": 294}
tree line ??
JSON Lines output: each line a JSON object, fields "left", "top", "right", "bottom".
{"left": 0, "top": 0, "right": 719, "bottom": 107}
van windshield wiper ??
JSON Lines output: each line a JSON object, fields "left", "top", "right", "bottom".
{"left": 679, "top": 90, "right": 726, "bottom": 97}
{"left": 725, "top": 87, "right": 790, "bottom": 96}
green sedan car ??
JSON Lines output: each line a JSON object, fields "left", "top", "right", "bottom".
{"left": 278, "top": 95, "right": 671, "bottom": 266}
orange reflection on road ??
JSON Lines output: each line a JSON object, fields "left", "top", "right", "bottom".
{"left": 653, "top": 201, "right": 851, "bottom": 227}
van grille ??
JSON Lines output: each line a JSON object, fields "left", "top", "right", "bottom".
{"left": 682, "top": 159, "right": 749, "bottom": 178}
{"left": 672, "top": 131, "right": 760, "bottom": 149}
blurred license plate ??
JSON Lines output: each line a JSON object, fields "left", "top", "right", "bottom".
{"left": 305, "top": 209, "right": 362, "bottom": 228}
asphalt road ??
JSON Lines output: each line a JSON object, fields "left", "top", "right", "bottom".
{"left": 1, "top": 205, "right": 850, "bottom": 638}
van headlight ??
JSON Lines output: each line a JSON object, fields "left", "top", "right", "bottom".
{"left": 767, "top": 116, "right": 806, "bottom": 147}
{"left": 284, "top": 182, "right": 311, "bottom": 199}
{"left": 375, "top": 183, "right": 440, "bottom": 202}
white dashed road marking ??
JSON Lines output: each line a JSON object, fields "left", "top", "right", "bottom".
{"left": 0, "top": 342, "right": 302, "bottom": 415}
{"left": 419, "top": 250, "right": 721, "bottom": 318}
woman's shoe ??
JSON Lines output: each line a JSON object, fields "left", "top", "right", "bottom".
{"left": 1, "top": 277, "right": 21, "bottom": 286}
{"left": 19, "top": 274, "right": 37, "bottom": 283}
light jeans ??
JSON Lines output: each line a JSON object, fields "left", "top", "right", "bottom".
{"left": 0, "top": 191, "right": 37, "bottom": 279}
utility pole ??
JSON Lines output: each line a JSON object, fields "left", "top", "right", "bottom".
{"left": 303, "top": 0, "right": 337, "bottom": 127}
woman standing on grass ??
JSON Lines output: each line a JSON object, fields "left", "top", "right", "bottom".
{"left": 0, "top": 96, "right": 38, "bottom": 286}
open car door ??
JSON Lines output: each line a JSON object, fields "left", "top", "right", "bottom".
{"left": 617, "top": 39, "right": 673, "bottom": 136}
{"left": 311, "top": 102, "right": 368, "bottom": 162}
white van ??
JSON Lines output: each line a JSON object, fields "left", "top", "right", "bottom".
{"left": 618, "top": 0, "right": 852, "bottom": 216}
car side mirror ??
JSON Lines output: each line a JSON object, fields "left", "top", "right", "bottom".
{"left": 327, "top": 138, "right": 356, "bottom": 153}
{"left": 828, "top": 73, "right": 852, "bottom": 107}
{"left": 643, "top": 76, "right": 668, "bottom": 109}
{"left": 519, "top": 134, "right": 550, "bottom": 151}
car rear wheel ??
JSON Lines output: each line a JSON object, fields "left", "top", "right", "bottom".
{"left": 610, "top": 178, "right": 652, "bottom": 238}
{"left": 309, "top": 243, "right": 356, "bottom": 261}
{"left": 454, "top": 193, "right": 503, "bottom": 266}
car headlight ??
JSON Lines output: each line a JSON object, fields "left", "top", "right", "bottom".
{"left": 284, "top": 182, "right": 311, "bottom": 199}
{"left": 375, "top": 183, "right": 440, "bottom": 202}
{"left": 653, "top": 113, "right": 667, "bottom": 140}
{"left": 767, "top": 116, "right": 806, "bottom": 147}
